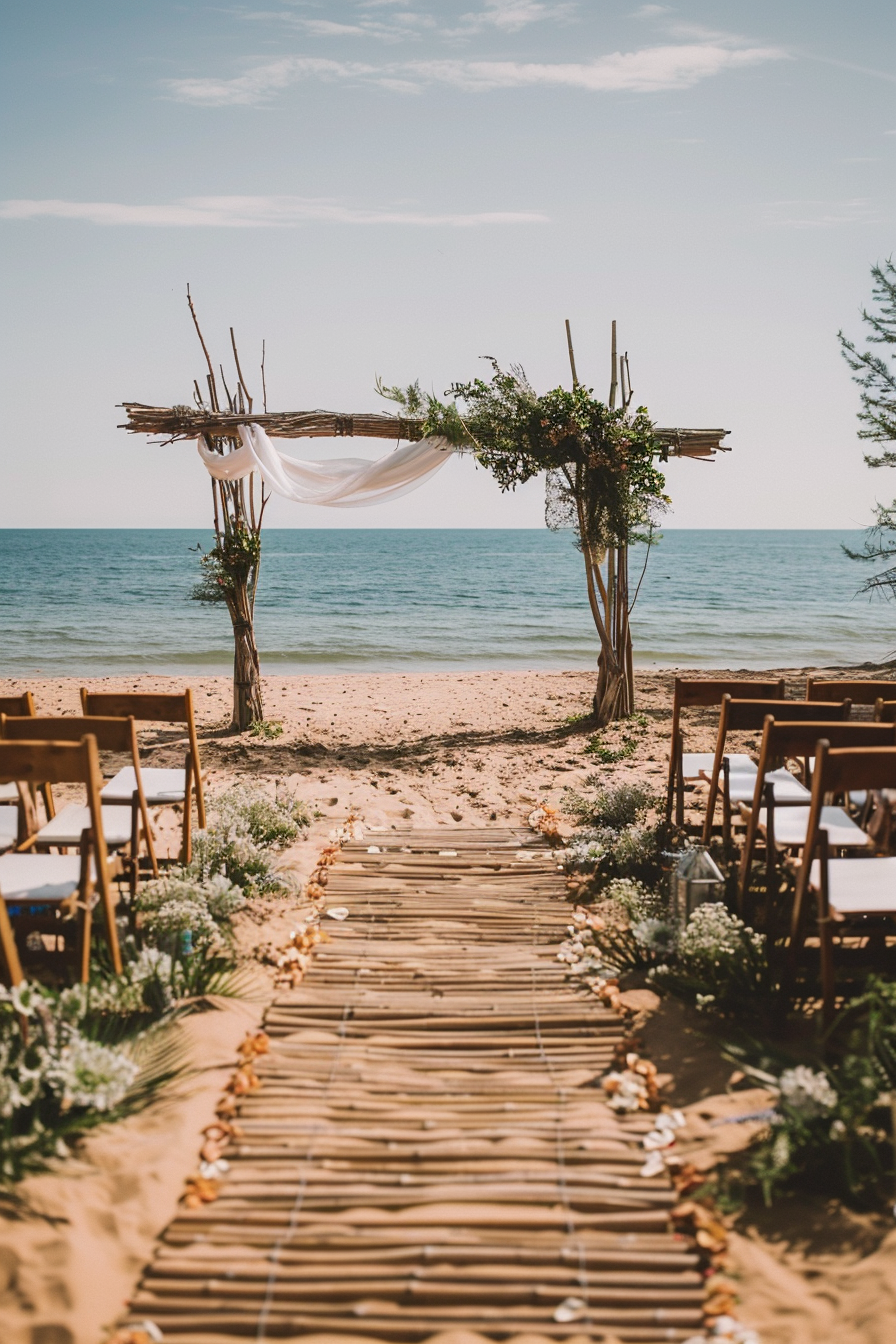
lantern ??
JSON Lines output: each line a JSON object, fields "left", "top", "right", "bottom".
{"left": 670, "top": 847, "right": 726, "bottom": 922}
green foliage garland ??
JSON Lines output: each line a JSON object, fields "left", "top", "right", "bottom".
{"left": 377, "top": 360, "right": 670, "bottom": 549}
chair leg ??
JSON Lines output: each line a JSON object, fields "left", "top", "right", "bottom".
{"left": 180, "top": 752, "right": 194, "bottom": 865}
{"left": 764, "top": 784, "right": 777, "bottom": 900}
{"left": 722, "top": 758, "right": 731, "bottom": 845}
{"left": 817, "top": 832, "right": 836, "bottom": 1027}
{"left": 0, "top": 898, "right": 24, "bottom": 986}
{"left": 674, "top": 730, "right": 685, "bottom": 830}
{"left": 79, "top": 904, "right": 93, "bottom": 984}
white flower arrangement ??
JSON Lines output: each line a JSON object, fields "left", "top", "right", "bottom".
{"left": 630, "top": 917, "right": 677, "bottom": 956}
{"left": 47, "top": 1035, "right": 138, "bottom": 1112}
{"left": 778, "top": 1065, "right": 838, "bottom": 1118}
{"left": 139, "top": 896, "right": 220, "bottom": 944}
{"left": 136, "top": 869, "right": 246, "bottom": 945}
{"left": 210, "top": 784, "right": 309, "bottom": 849}
{"left": 0, "top": 982, "right": 139, "bottom": 1129}
{"left": 677, "top": 903, "right": 764, "bottom": 967}
{"left": 563, "top": 833, "right": 607, "bottom": 873}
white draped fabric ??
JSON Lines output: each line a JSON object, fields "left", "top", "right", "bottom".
{"left": 197, "top": 423, "right": 454, "bottom": 508}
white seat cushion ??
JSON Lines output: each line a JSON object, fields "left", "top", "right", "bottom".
{"left": 0, "top": 853, "right": 94, "bottom": 903}
{"left": 759, "top": 805, "right": 871, "bottom": 850}
{"left": 36, "top": 803, "right": 134, "bottom": 849}
{"left": 102, "top": 767, "right": 185, "bottom": 805}
{"left": 809, "top": 856, "right": 896, "bottom": 915}
{"left": 683, "top": 752, "right": 754, "bottom": 779}
{"left": 0, "top": 783, "right": 19, "bottom": 803}
{"left": 727, "top": 767, "right": 810, "bottom": 805}
{"left": 0, "top": 810, "right": 18, "bottom": 854}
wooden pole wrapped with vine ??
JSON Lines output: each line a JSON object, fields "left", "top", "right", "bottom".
{"left": 377, "top": 323, "right": 669, "bottom": 726}
{"left": 186, "top": 291, "right": 267, "bottom": 732}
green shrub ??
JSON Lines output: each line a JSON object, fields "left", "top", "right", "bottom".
{"left": 564, "top": 782, "right": 655, "bottom": 829}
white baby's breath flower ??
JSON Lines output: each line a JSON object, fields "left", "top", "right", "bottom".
{"left": 778, "top": 1065, "right": 838, "bottom": 1118}
{"left": 47, "top": 1032, "right": 138, "bottom": 1112}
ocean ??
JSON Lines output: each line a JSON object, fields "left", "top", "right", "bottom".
{"left": 0, "top": 529, "right": 890, "bottom": 676}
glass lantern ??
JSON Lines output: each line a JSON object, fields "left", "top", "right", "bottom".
{"left": 670, "top": 847, "right": 726, "bottom": 923}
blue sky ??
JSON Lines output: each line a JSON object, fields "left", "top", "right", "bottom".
{"left": 2, "top": 0, "right": 895, "bottom": 528}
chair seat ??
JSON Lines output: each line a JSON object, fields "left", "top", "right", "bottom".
{"left": 684, "top": 752, "right": 754, "bottom": 779}
{"left": 0, "top": 783, "right": 18, "bottom": 803}
{"left": 102, "top": 766, "right": 185, "bottom": 805}
{"left": 0, "top": 853, "right": 95, "bottom": 903}
{"left": 35, "top": 803, "right": 135, "bottom": 849}
{"left": 0, "top": 810, "right": 17, "bottom": 854}
{"left": 727, "top": 767, "right": 810, "bottom": 805}
{"left": 809, "top": 856, "right": 896, "bottom": 915}
{"left": 759, "top": 805, "right": 871, "bottom": 850}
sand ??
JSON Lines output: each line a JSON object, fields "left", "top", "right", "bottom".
{"left": 1, "top": 667, "right": 895, "bottom": 1344}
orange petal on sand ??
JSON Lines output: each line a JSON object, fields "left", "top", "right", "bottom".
{"left": 182, "top": 1175, "right": 221, "bottom": 1208}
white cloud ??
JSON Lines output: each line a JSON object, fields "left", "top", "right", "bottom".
{"left": 0, "top": 195, "right": 549, "bottom": 228}
{"left": 166, "top": 57, "right": 377, "bottom": 106}
{"left": 166, "top": 41, "right": 787, "bottom": 104}
{"left": 243, "top": 6, "right": 436, "bottom": 42}
{"left": 763, "top": 198, "right": 880, "bottom": 229}
{"left": 410, "top": 44, "right": 785, "bottom": 91}
{"left": 633, "top": 4, "right": 672, "bottom": 15}
{"left": 454, "top": 2, "right": 576, "bottom": 35}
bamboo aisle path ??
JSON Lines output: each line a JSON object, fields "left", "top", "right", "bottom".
{"left": 123, "top": 828, "right": 704, "bottom": 1343}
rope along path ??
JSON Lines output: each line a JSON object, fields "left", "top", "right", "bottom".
{"left": 124, "top": 827, "right": 703, "bottom": 1342}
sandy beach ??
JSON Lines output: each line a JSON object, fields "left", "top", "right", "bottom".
{"left": 1, "top": 666, "right": 896, "bottom": 1344}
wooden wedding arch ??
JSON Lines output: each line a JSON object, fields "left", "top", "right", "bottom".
{"left": 120, "top": 312, "right": 730, "bottom": 730}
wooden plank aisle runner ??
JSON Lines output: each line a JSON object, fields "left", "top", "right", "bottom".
{"left": 125, "top": 828, "right": 704, "bottom": 1343}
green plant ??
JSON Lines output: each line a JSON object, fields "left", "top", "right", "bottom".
{"left": 563, "top": 821, "right": 668, "bottom": 893}
{"left": 839, "top": 258, "right": 896, "bottom": 598}
{"left": 378, "top": 358, "right": 669, "bottom": 723}
{"left": 249, "top": 718, "right": 284, "bottom": 740}
{"left": 583, "top": 735, "right": 635, "bottom": 763}
{"left": 564, "top": 782, "right": 655, "bottom": 829}
{"left": 186, "top": 785, "right": 309, "bottom": 895}
{"left": 135, "top": 870, "right": 246, "bottom": 945}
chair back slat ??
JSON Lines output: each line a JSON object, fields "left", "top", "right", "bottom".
{"left": 0, "top": 693, "right": 35, "bottom": 718}
{"left": 80, "top": 691, "right": 191, "bottom": 723}
{"left": 759, "top": 718, "right": 896, "bottom": 757}
{"left": 725, "top": 698, "right": 851, "bottom": 731}
{"left": 0, "top": 738, "right": 102, "bottom": 786}
{"left": 675, "top": 678, "right": 786, "bottom": 709}
{"left": 807, "top": 678, "right": 896, "bottom": 704}
{"left": 812, "top": 744, "right": 896, "bottom": 794}
{"left": 1, "top": 715, "right": 137, "bottom": 753}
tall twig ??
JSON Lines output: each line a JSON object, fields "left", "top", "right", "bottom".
{"left": 230, "top": 327, "right": 253, "bottom": 411}
{"left": 260, "top": 340, "right": 268, "bottom": 413}
{"left": 187, "top": 286, "right": 219, "bottom": 411}
{"left": 609, "top": 319, "right": 618, "bottom": 409}
{"left": 565, "top": 319, "right": 579, "bottom": 389}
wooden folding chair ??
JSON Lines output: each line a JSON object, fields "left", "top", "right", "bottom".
{"left": 790, "top": 743, "right": 896, "bottom": 1024}
{"left": 79, "top": 690, "right": 206, "bottom": 862}
{"left": 0, "top": 715, "right": 158, "bottom": 889}
{"left": 701, "top": 697, "right": 852, "bottom": 845}
{"left": 807, "top": 678, "right": 896, "bottom": 706}
{"left": 665, "top": 678, "right": 786, "bottom": 826}
{"left": 0, "top": 693, "right": 36, "bottom": 810}
{"left": 874, "top": 699, "right": 896, "bottom": 723}
{"left": 0, "top": 736, "right": 122, "bottom": 985}
{"left": 737, "top": 718, "right": 895, "bottom": 911}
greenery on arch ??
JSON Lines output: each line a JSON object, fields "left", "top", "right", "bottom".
{"left": 378, "top": 359, "right": 671, "bottom": 722}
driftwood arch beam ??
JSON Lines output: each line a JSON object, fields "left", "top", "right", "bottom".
{"left": 119, "top": 403, "right": 730, "bottom": 460}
